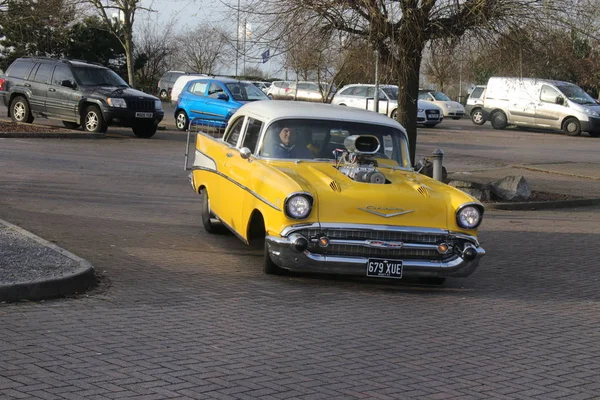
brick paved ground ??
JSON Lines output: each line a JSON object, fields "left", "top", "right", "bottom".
{"left": 1, "top": 129, "right": 599, "bottom": 399}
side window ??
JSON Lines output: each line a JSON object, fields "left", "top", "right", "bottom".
{"left": 540, "top": 85, "right": 560, "bottom": 103}
{"left": 351, "top": 87, "right": 368, "bottom": 97}
{"left": 190, "top": 81, "right": 207, "bottom": 96}
{"left": 225, "top": 117, "right": 245, "bottom": 146}
{"left": 208, "top": 82, "right": 225, "bottom": 98}
{"left": 418, "top": 92, "right": 430, "bottom": 100}
{"left": 298, "top": 83, "right": 309, "bottom": 90}
{"left": 339, "top": 87, "right": 353, "bottom": 96}
{"left": 470, "top": 87, "right": 484, "bottom": 99}
{"left": 52, "top": 65, "right": 74, "bottom": 86}
{"left": 32, "top": 63, "right": 54, "bottom": 84}
{"left": 6, "top": 60, "right": 34, "bottom": 79}
{"left": 242, "top": 118, "right": 263, "bottom": 153}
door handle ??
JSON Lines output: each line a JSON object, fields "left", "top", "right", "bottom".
{"left": 226, "top": 153, "right": 233, "bottom": 158}
{"left": 48, "top": 88, "right": 56, "bottom": 92}
{"left": 24, "top": 83, "right": 31, "bottom": 87}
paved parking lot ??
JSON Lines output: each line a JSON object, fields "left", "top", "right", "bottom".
{"left": 1, "top": 123, "right": 599, "bottom": 399}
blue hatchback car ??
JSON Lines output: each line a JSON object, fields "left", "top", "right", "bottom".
{"left": 174, "top": 77, "right": 270, "bottom": 130}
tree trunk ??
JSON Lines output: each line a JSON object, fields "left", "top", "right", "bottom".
{"left": 125, "top": 35, "right": 135, "bottom": 88}
{"left": 395, "top": 36, "right": 424, "bottom": 166}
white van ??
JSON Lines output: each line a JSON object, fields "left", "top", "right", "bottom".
{"left": 170, "top": 73, "right": 209, "bottom": 106}
{"left": 483, "top": 77, "right": 600, "bottom": 137}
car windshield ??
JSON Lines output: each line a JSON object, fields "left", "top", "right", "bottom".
{"left": 556, "top": 85, "right": 598, "bottom": 105}
{"left": 382, "top": 87, "right": 398, "bottom": 100}
{"left": 431, "top": 91, "right": 451, "bottom": 101}
{"left": 72, "top": 66, "right": 128, "bottom": 87}
{"left": 226, "top": 82, "right": 269, "bottom": 101}
{"left": 258, "top": 118, "right": 411, "bottom": 168}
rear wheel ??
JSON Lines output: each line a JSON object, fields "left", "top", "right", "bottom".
{"left": 200, "top": 189, "right": 218, "bottom": 233}
{"left": 490, "top": 111, "right": 507, "bottom": 130}
{"left": 175, "top": 110, "right": 188, "bottom": 131}
{"left": 471, "top": 109, "right": 486, "bottom": 125}
{"left": 589, "top": 131, "right": 600, "bottom": 137}
{"left": 563, "top": 117, "right": 581, "bottom": 136}
{"left": 132, "top": 122, "right": 158, "bottom": 138}
{"left": 159, "top": 89, "right": 169, "bottom": 101}
{"left": 10, "top": 96, "right": 34, "bottom": 124}
{"left": 62, "top": 121, "right": 80, "bottom": 129}
{"left": 391, "top": 109, "right": 398, "bottom": 120}
{"left": 83, "top": 105, "right": 107, "bottom": 133}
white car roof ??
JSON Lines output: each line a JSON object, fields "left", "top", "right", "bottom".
{"left": 231, "top": 100, "right": 406, "bottom": 132}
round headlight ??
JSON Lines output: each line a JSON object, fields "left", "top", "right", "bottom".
{"left": 457, "top": 205, "right": 482, "bottom": 229}
{"left": 285, "top": 194, "right": 312, "bottom": 219}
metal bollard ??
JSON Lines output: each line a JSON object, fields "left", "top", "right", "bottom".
{"left": 432, "top": 148, "right": 445, "bottom": 181}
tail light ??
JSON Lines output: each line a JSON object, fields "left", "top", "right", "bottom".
{"left": 0, "top": 78, "right": 5, "bottom": 91}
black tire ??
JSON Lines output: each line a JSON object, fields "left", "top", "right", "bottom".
{"left": 490, "top": 111, "right": 507, "bottom": 130}
{"left": 391, "top": 109, "right": 398, "bottom": 120}
{"left": 175, "top": 110, "right": 188, "bottom": 131}
{"left": 563, "top": 117, "right": 581, "bottom": 136}
{"left": 10, "top": 96, "right": 34, "bottom": 124}
{"left": 471, "top": 109, "right": 486, "bottom": 125}
{"left": 451, "top": 116, "right": 462, "bottom": 120}
{"left": 62, "top": 121, "right": 80, "bottom": 130}
{"left": 159, "top": 90, "right": 169, "bottom": 101}
{"left": 267, "top": 94, "right": 273, "bottom": 99}
{"left": 83, "top": 105, "right": 107, "bottom": 133}
{"left": 589, "top": 131, "right": 600, "bottom": 137}
{"left": 200, "top": 189, "right": 218, "bottom": 233}
{"left": 132, "top": 122, "right": 158, "bottom": 138}
{"left": 264, "top": 241, "right": 286, "bottom": 275}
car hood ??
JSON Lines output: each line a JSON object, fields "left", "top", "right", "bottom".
{"left": 83, "top": 85, "right": 158, "bottom": 100}
{"left": 268, "top": 161, "right": 450, "bottom": 229}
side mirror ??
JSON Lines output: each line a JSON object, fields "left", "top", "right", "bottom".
{"left": 62, "top": 80, "right": 76, "bottom": 89}
{"left": 556, "top": 96, "right": 564, "bottom": 105}
{"left": 240, "top": 147, "right": 252, "bottom": 160}
{"left": 217, "top": 93, "right": 228, "bottom": 101}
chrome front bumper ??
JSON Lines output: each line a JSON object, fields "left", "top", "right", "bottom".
{"left": 265, "top": 225, "right": 485, "bottom": 278}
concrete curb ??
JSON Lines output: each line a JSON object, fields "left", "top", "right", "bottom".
{"left": 484, "top": 198, "right": 600, "bottom": 211}
{"left": 0, "top": 219, "right": 96, "bottom": 302}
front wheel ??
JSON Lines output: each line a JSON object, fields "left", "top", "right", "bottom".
{"left": 83, "top": 105, "right": 107, "bottom": 133}
{"left": 132, "top": 122, "right": 158, "bottom": 138}
{"left": 391, "top": 109, "right": 398, "bottom": 120}
{"left": 175, "top": 110, "right": 188, "bottom": 131}
{"left": 589, "top": 131, "right": 600, "bottom": 137}
{"left": 471, "top": 109, "right": 486, "bottom": 125}
{"left": 10, "top": 96, "right": 34, "bottom": 124}
{"left": 490, "top": 111, "right": 507, "bottom": 130}
{"left": 563, "top": 117, "right": 581, "bottom": 136}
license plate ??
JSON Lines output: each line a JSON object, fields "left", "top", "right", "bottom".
{"left": 135, "top": 112, "right": 153, "bottom": 118}
{"left": 367, "top": 258, "right": 403, "bottom": 279}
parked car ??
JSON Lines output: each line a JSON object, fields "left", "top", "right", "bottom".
{"left": 174, "top": 77, "right": 270, "bottom": 130}
{"left": 250, "top": 81, "right": 271, "bottom": 93}
{"left": 0, "top": 56, "right": 163, "bottom": 137}
{"left": 170, "top": 73, "right": 209, "bottom": 106}
{"left": 466, "top": 85, "right": 487, "bottom": 125}
{"left": 265, "top": 80, "right": 290, "bottom": 99}
{"left": 483, "top": 76, "right": 600, "bottom": 137}
{"left": 157, "top": 70, "right": 186, "bottom": 101}
{"left": 331, "top": 84, "right": 443, "bottom": 127}
{"left": 185, "top": 101, "right": 486, "bottom": 282}
{"left": 418, "top": 89, "right": 465, "bottom": 119}
{"left": 286, "top": 81, "right": 334, "bottom": 102}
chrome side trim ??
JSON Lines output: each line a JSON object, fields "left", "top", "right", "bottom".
{"left": 192, "top": 166, "right": 281, "bottom": 211}
{"left": 191, "top": 110, "right": 223, "bottom": 118}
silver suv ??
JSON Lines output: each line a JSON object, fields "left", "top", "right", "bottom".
{"left": 265, "top": 81, "right": 290, "bottom": 99}
{"left": 331, "top": 84, "right": 444, "bottom": 127}
{"left": 466, "top": 85, "right": 486, "bottom": 125}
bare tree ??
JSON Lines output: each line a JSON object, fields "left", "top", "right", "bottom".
{"left": 134, "top": 17, "right": 178, "bottom": 94}
{"left": 238, "top": 0, "right": 566, "bottom": 163}
{"left": 83, "top": 0, "right": 153, "bottom": 87}
{"left": 177, "top": 25, "right": 230, "bottom": 75}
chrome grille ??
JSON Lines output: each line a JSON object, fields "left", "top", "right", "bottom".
{"left": 127, "top": 99, "right": 154, "bottom": 111}
{"left": 296, "top": 228, "right": 453, "bottom": 260}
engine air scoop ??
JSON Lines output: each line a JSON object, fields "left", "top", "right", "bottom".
{"left": 344, "top": 135, "right": 380, "bottom": 155}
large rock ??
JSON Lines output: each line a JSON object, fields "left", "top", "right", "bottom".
{"left": 448, "top": 180, "right": 492, "bottom": 201}
{"left": 491, "top": 175, "right": 531, "bottom": 201}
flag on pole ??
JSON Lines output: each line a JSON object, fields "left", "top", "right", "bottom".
{"left": 261, "top": 49, "right": 270, "bottom": 63}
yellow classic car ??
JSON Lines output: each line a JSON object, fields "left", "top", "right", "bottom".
{"left": 187, "top": 101, "right": 485, "bottom": 283}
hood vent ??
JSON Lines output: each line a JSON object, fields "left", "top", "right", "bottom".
{"left": 417, "top": 185, "right": 430, "bottom": 198}
{"left": 329, "top": 180, "right": 342, "bottom": 192}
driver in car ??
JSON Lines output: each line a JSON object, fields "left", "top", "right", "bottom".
{"left": 270, "top": 127, "right": 314, "bottom": 159}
